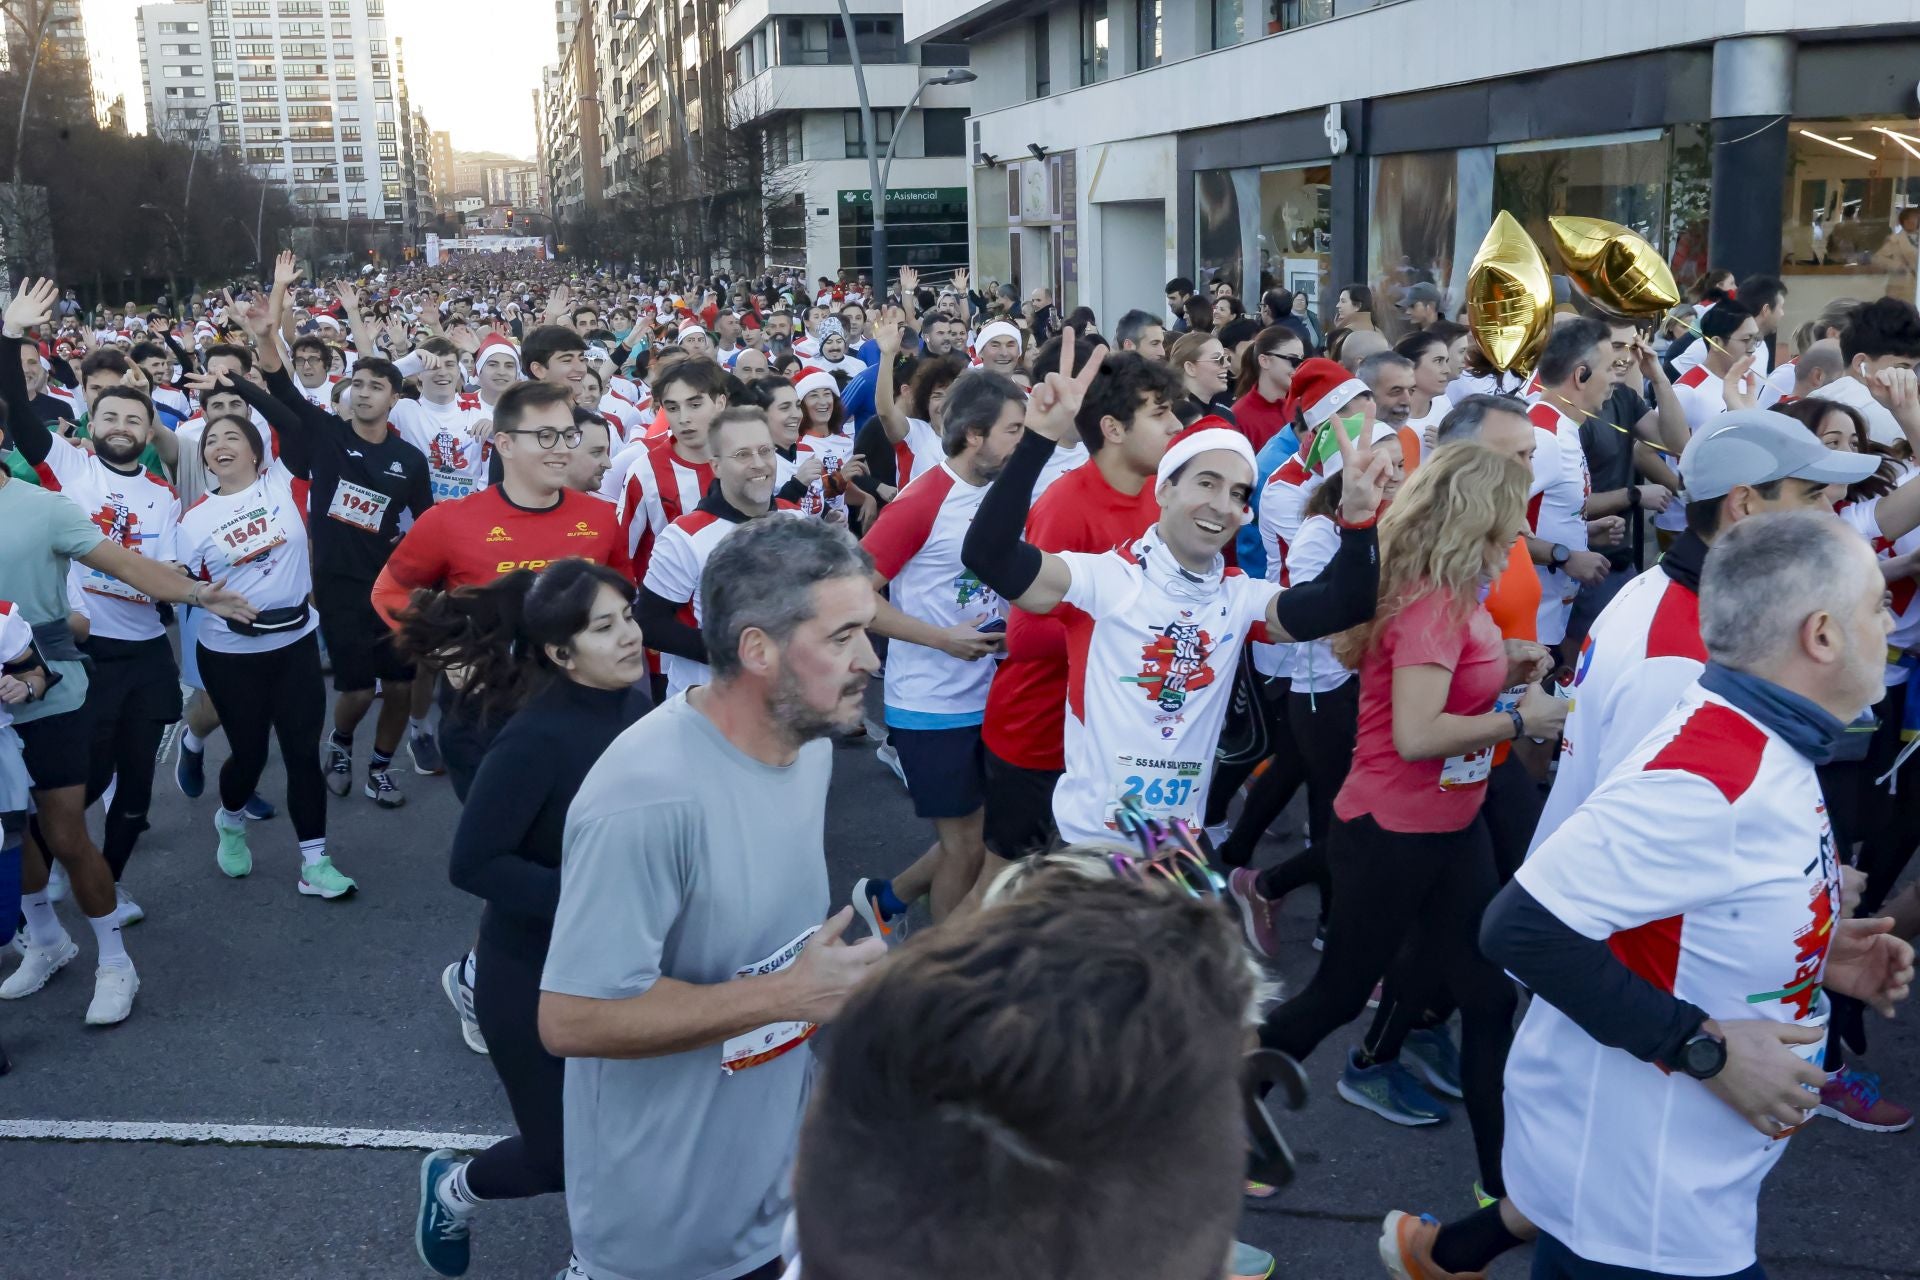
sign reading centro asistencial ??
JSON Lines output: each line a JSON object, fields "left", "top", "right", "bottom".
{"left": 839, "top": 188, "right": 968, "bottom": 206}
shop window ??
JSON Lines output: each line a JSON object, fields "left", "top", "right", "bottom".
{"left": 1784, "top": 117, "right": 1920, "bottom": 306}
{"left": 1194, "top": 163, "right": 1332, "bottom": 309}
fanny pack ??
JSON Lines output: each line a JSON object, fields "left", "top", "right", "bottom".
{"left": 228, "top": 602, "right": 310, "bottom": 638}
{"left": 28, "top": 618, "right": 83, "bottom": 665}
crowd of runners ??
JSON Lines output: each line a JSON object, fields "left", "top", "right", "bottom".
{"left": 0, "top": 251, "right": 1916, "bottom": 1280}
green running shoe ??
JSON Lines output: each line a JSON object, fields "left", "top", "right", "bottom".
{"left": 298, "top": 856, "right": 358, "bottom": 899}
{"left": 214, "top": 814, "right": 252, "bottom": 878}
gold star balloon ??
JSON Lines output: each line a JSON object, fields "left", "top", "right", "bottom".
{"left": 1549, "top": 215, "right": 1681, "bottom": 318}
{"left": 1467, "top": 210, "right": 1554, "bottom": 375}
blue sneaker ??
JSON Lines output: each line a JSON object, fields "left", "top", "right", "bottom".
{"left": 1402, "top": 1025, "right": 1465, "bottom": 1100}
{"left": 415, "top": 1149, "right": 472, "bottom": 1277}
{"left": 1228, "top": 1239, "right": 1275, "bottom": 1279}
{"left": 175, "top": 738, "right": 205, "bottom": 799}
{"left": 242, "top": 792, "right": 276, "bottom": 821}
{"left": 1336, "top": 1047, "right": 1449, "bottom": 1126}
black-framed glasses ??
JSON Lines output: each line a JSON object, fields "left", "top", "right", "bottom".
{"left": 500, "top": 426, "right": 583, "bottom": 449}
{"left": 1260, "top": 351, "right": 1301, "bottom": 368}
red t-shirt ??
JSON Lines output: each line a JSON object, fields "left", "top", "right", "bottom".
{"left": 1231, "top": 388, "right": 1291, "bottom": 452}
{"left": 981, "top": 461, "right": 1159, "bottom": 771}
{"left": 372, "top": 486, "right": 630, "bottom": 627}
{"left": 1334, "top": 587, "right": 1508, "bottom": 833}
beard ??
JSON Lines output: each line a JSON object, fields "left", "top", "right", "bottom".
{"left": 767, "top": 663, "right": 868, "bottom": 744}
{"left": 94, "top": 435, "right": 146, "bottom": 467}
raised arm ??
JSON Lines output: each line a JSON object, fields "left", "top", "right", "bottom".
{"left": 872, "top": 310, "right": 910, "bottom": 443}
{"left": 1262, "top": 408, "right": 1385, "bottom": 645}
{"left": 334, "top": 280, "right": 382, "bottom": 363}
{"left": 0, "top": 279, "right": 61, "bottom": 464}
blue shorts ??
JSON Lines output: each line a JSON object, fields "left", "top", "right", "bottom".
{"left": 887, "top": 723, "right": 986, "bottom": 820}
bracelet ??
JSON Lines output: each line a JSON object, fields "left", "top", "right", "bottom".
{"left": 1336, "top": 512, "right": 1378, "bottom": 531}
{"left": 1506, "top": 707, "right": 1526, "bottom": 741}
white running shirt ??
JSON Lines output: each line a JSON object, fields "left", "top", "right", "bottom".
{"left": 35, "top": 434, "right": 179, "bottom": 643}
{"left": 176, "top": 470, "right": 317, "bottom": 654}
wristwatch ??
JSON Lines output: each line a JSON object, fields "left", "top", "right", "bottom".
{"left": 1549, "top": 543, "right": 1572, "bottom": 569}
{"left": 1674, "top": 1029, "right": 1727, "bottom": 1080}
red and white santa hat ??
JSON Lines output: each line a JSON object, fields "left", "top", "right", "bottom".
{"left": 474, "top": 333, "right": 521, "bottom": 374}
{"left": 793, "top": 365, "right": 839, "bottom": 400}
{"left": 1156, "top": 417, "right": 1259, "bottom": 487}
{"left": 1283, "top": 357, "right": 1370, "bottom": 431}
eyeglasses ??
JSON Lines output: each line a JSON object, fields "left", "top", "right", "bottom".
{"left": 723, "top": 445, "right": 777, "bottom": 465}
{"left": 499, "top": 426, "right": 583, "bottom": 449}
{"left": 1202, "top": 351, "right": 1233, "bottom": 367}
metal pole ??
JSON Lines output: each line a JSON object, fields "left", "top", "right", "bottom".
{"left": 834, "top": 0, "right": 885, "bottom": 294}
{"left": 878, "top": 81, "right": 930, "bottom": 199}
{"left": 12, "top": 0, "right": 58, "bottom": 188}
{"left": 183, "top": 102, "right": 216, "bottom": 217}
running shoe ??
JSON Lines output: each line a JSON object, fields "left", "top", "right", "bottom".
{"left": 323, "top": 739, "right": 353, "bottom": 798}
{"left": 874, "top": 742, "right": 907, "bottom": 787}
{"left": 113, "top": 885, "right": 145, "bottom": 928}
{"left": 1366, "top": 979, "right": 1383, "bottom": 1009}
{"left": 1228, "top": 1239, "right": 1276, "bottom": 1280}
{"left": 215, "top": 812, "right": 252, "bottom": 878}
{"left": 1816, "top": 1067, "right": 1915, "bottom": 1133}
{"left": 175, "top": 736, "right": 205, "bottom": 798}
{"left": 851, "top": 876, "right": 907, "bottom": 945}
{"left": 441, "top": 959, "right": 488, "bottom": 1056}
{"left": 1244, "top": 1178, "right": 1279, "bottom": 1201}
{"left": 410, "top": 727, "right": 447, "bottom": 776}
{"left": 1402, "top": 1026, "right": 1465, "bottom": 1101}
{"left": 1378, "top": 1210, "right": 1486, "bottom": 1279}
{"left": 1227, "top": 867, "right": 1283, "bottom": 959}
{"left": 1205, "top": 821, "right": 1232, "bottom": 851}
{"left": 364, "top": 768, "right": 406, "bottom": 809}
{"left": 46, "top": 859, "right": 69, "bottom": 903}
{"left": 242, "top": 792, "right": 276, "bottom": 821}
{"left": 0, "top": 934, "right": 78, "bottom": 999}
{"left": 1470, "top": 1181, "right": 1496, "bottom": 1210}
{"left": 84, "top": 964, "right": 139, "bottom": 1026}
{"left": 415, "top": 1149, "right": 473, "bottom": 1277}
{"left": 299, "top": 857, "right": 358, "bottom": 900}
{"left": 1337, "top": 1048, "right": 1449, "bottom": 1126}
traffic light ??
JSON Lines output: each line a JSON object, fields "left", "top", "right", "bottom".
{"left": 506, "top": 208, "right": 514, "bottom": 228}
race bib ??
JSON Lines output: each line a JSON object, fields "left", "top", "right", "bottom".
{"left": 210, "top": 504, "right": 285, "bottom": 566}
{"left": 326, "top": 479, "right": 392, "bottom": 533}
{"left": 1439, "top": 746, "right": 1493, "bottom": 790}
{"left": 431, "top": 472, "right": 476, "bottom": 503}
{"left": 720, "top": 925, "right": 820, "bottom": 1076}
{"left": 1113, "top": 753, "right": 1205, "bottom": 822}
{"left": 81, "top": 565, "right": 152, "bottom": 604}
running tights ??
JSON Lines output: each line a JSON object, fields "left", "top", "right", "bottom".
{"left": 465, "top": 934, "right": 565, "bottom": 1200}
{"left": 195, "top": 633, "right": 326, "bottom": 842}
{"left": 1259, "top": 811, "right": 1515, "bottom": 1195}
{"left": 1252, "top": 680, "right": 1360, "bottom": 908}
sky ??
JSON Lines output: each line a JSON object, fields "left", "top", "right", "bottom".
{"left": 82, "top": 0, "right": 548, "bottom": 158}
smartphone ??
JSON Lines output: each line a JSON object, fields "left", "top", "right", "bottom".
{"left": 976, "top": 618, "right": 1007, "bottom": 635}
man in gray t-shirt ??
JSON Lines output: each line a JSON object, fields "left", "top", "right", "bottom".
{"left": 540, "top": 517, "right": 886, "bottom": 1280}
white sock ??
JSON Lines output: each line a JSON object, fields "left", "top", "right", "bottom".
{"left": 20, "top": 890, "right": 64, "bottom": 947}
{"left": 462, "top": 948, "right": 478, "bottom": 988}
{"left": 409, "top": 716, "right": 432, "bottom": 737}
{"left": 182, "top": 729, "right": 205, "bottom": 753}
{"left": 435, "top": 1159, "right": 482, "bottom": 1215}
{"left": 216, "top": 806, "right": 247, "bottom": 832}
{"left": 298, "top": 838, "right": 326, "bottom": 867}
{"left": 88, "top": 909, "right": 131, "bottom": 969}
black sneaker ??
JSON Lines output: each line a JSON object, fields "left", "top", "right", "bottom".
{"left": 323, "top": 739, "right": 352, "bottom": 798}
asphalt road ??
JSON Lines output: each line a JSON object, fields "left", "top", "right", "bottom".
{"left": 3, "top": 694, "right": 1917, "bottom": 1280}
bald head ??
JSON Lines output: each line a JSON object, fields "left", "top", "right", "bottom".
{"left": 1338, "top": 328, "right": 1390, "bottom": 373}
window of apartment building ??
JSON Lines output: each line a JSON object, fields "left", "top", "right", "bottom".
{"left": 234, "top": 21, "right": 270, "bottom": 37}
{"left": 278, "top": 1, "right": 322, "bottom": 15}
{"left": 163, "top": 65, "right": 196, "bottom": 77}
{"left": 161, "top": 42, "right": 201, "bottom": 55}
{"left": 923, "top": 108, "right": 966, "bottom": 158}
{"left": 232, "top": 1, "right": 268, "bottom": 14}
{"left": 236, "top": 41, "right": 271, "bottom": 56}
{"left": 376, "top": 121, "right": 395, "bottom": 138}
{"left": 1079, "top": 0, "right": 1108, "bottom": 85}
{"left": 158, "top": 20, "right": 200, "bottom": 33}
{"left": 211, "top": 19, "right": 229, "bottom": 35}
{"left": 212, "top": 39, "right": 230, "bottom": 57}
{"left": 1271, "top": 0, "right": 1332, "bottom": 31}
{"left": 920, "top": 41, "right": 969, "bottom": 66}
{"left": 331, "top": 20, "right": 350, "bottom": 36}
{"left": 1136, "top": 0, "right": 1161, "bottom": 70}
{"left": 844, "top": 108, "right": 894, "bottom": 159}
{"left": 1032, "top": 15, "right": 1050, "bottom": 97}
{"left": 336, "top": 83, "right": 356, "bottom": 100}
{"left": 1211, "top": 0, "right": 1242, "bottom": 47}
{"left": 374, "top": 82, "right": 392, "bottom": 100}
{"left": 283, "top": 41, "right": 323, "bottom": 57}
{"left": 164, "top": 85, "right": 207, "bottom": 98}
{"left": 344, "top": 165, "right": 364, "bottom": 181}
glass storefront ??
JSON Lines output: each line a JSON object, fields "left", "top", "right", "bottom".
{"left": 1192, "top": 162, "right": 1331, "bottom": 309}
{"left": 1781, "top": 117, "right": 1920, "bottom": 310}
{"left": 837, "top": 186, "right": 970, "bottom": 276}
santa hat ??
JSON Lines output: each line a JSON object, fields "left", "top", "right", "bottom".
{"left": 1156, "top": 417, "right": 1259, "bottom": 488}
{"left": 1284, "top": 357, "right": 1369, "bottom": 431}
{"left": 474, "top": 333, "right": 521, "bottom": 373}
{"left": 793, "top": 366, "right": 839, "bottom": 401}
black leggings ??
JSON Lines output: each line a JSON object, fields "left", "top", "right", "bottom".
{"left": 195, "top": 633, "right": 326, "bottom": 842}
{"left": 464, "top": 933, "right": 565, "bottom": 1200}
{"left": 1254, "top": 679, "right": 1360, "bottom": 909}
{"left": 1259, "top": 811, "right": 1516, "bottom": 1195}
{"left": 82, "top": 636, "right": 181, "bottom": 879}
{"left": 1211, "top": 675, "right": 1307, "bottom": 866}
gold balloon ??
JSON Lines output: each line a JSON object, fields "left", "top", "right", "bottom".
{"left": 1467, "top": 210, "right": 1554, "bottom": 375}
{"left": 1549, "top": 215, "right": 1681, "bottom": 317}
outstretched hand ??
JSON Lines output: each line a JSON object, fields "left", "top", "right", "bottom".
{"left": 1023, "top": 325, "right": 1107, "bottom": 445}
{"left": 3, "top": 277, "right": 59, "bottom": 337}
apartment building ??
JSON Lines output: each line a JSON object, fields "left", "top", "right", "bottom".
{"left": 905, "top": 0, "right": 1920, "bottom": 333}
{"left": 136, "top": 0, "right": 412, "bottom": 233}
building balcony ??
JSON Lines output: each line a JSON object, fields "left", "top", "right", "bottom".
{"left": 731, "top": 61, "right": 930, "bottom": 124}
{"left": 721, "top": 0, "right": 902, "bottom": 51}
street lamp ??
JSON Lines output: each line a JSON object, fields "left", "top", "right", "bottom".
{"left": 832, "top": 4, "right": 973, "bottom": 295}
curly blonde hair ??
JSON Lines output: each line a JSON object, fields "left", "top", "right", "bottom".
{"left": 1331, "top": 442, "right": 1531, "bottom": 668}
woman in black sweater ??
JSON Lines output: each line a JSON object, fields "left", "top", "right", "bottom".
{"left": 395, "top": 559, "right": 649, "bottom": 1278}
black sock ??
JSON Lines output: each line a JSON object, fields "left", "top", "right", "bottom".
{"left": 1430, "top": 1204, "right": 1523, "bottom": 1274}
{"left": 370, "top": 748, "right": 394, "bottom": 771}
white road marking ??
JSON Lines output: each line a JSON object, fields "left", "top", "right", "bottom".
{"left": 0, "top": 1119, "right": 506, "bottom": 1150}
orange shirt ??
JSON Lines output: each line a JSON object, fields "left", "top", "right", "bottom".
{"left": 1396, "top": 425, "right": 1421, "bottom": 477}
{"left": 1482, "top": 534, "right": 1540, "bottom": 765}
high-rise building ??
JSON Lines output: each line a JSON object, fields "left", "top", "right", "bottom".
{"left": 429, "top": 129, "right": 454, "bottom": 200}
{"left": 135, "top": 0, "right": 413, "bottom": 234}
{"left": 10, "top": 0, "right": 100, "bottom": 126}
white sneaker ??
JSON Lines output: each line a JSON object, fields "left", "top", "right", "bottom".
{"left": 0, "top": 935, "right": 79, "bottom": 999}
{"left": 114, "top": 885, "right": 145, "bottom": 927}
{"left": 1205, "top": 822, "right": 1231, "bottom": 850}
{"left": 85, "top": 963, "right": 139, "bottom": 1026}
{"left": 875, "top": 742, "right": 907, "bottom": 788}
{"left": 46, "top": 860, "right": 70, "bottom": 903}
{"left": 441, "top": 960, "right": 488, "bottom": 1055}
